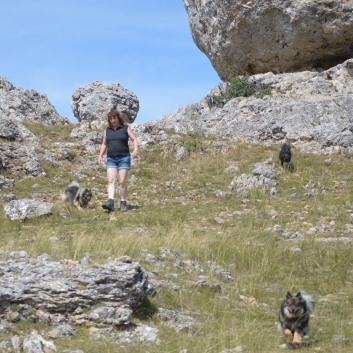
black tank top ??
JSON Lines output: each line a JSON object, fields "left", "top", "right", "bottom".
{"left": 106, "top": 126, "right": 130, "bottom": 157}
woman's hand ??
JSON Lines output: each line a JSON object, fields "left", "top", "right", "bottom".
{"left": 98, "top": 155, "right": 103, "bottom": 166}
{"left": 132, "top": 149, "right": 139, "bottom": 159}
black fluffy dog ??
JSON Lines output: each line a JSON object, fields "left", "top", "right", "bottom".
{"left": 279, "top": 142, "right": 291, "bottom": 167}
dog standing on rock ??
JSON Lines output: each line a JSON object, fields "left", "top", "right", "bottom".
{"left": 279, "top": 142, "right": 292, "bottom": 167}
{"left": 278, "top": 292, "right": 315, "bottom": 346}
{"left": 61, "top": 181, "right": 92, "bottom": 210}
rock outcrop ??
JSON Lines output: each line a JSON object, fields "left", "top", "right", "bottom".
{"left": 183, "top": 0, "right": 353, "bottom": 77}
{"left": 229, "top": 162, "right": 279, "bottom": 196}
{"left": 71, "top": 81, "right": 139, "bottom": 130}
{"left": 146, "top": 59, "right": 353, "bottom": 154}
{"left": 0, "top": 143, "right": 46, "bottom": 179}
{"left": 0, "top": 77, "right": 64, "bottom": 125}
{"left": 0, "top": 251, "right": 157, "bottom": 348}
{"left": 0, "top": 78, "right": 68, "bottom": 183}
{"left": 0, "top": 117, "right": 40, "bottom": 143}
{"left": 0, "top": 251, "right": 152, "bottom": 321}
{"left": 4, "top": 199, "right": 55, "bottom": 220}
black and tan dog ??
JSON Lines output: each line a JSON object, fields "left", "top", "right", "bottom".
{"left": 61, "top": 181, "right": 92, "bottom": 209}
{"left": 279, "top": 142, "right": 292, "bottom": 167}
{"left": 278, "top": 292, "right": 315, "bottom": 345}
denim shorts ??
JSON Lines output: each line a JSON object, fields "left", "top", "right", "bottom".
{"left": 106, "top": 155, "right": 131, "bottom": 170}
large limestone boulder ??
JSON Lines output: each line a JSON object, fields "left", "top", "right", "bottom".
{"left": 71, "top": 81, "right": 139, "bottom": 130}
{"left": 0, "top": 77, "right": 64, "bottom": 125}
{"left": 183, "top": 0, "right": 353, "bottom": 77}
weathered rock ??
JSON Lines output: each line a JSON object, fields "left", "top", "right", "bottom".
{"left": 22, "top": 331, "right": 56, "bottom": 353}
{"left": 0, "top": 115, "right": 61, "bottom": 182}
{"left": 315, "top": 237, "right": 353, "bottom": 244}
{"left": 183, "top": 0, "right": 353, "bottom": 76}
{"left": 0, "top": 115, "right": 41, "bottom": 145}
{"left": 80, "top": 253, "right": 93, "bottom": 267}
{"left": 81, "top": 131, "right": 103, "bottom": 153}
{"left": 0, "top": 77, "right": 64, "bottom": 125}
{"left": 206, "top": 261, "right": 234, "bottom": 281}
{"left": 229, "top": 162, "right": 279, "bottom": 196}
{"left": 0, "top": 320, "right": 13, "bottom": 334}
{"left": 252, "top": 163, "right": 279, "bottom": 180}
{"left": 192, "top": 279, "right": 222, "bottom": 292}
{"left": 0, "top": 251, "right": 152, "bottom": 318}
{"left": 12, "top": 335, "right": 21, "bottom": 353}
{"left": 87, "top": 305, "right": 133, "bottom": 326}
{"left": 90, "top": 323, "right": 160, "bottom": 345}
{"left": 156, "top": 308, "right": 195, "bottom": 332}
{"left": 4, "top": 199, "right": 55, "bottom": 220}
{"left": 70, "top": 127, "right": 88, "bottom": 139}
{"left": 223, "top": 166, "right": 239, "bottom": 174}
{"left": 0, "top": 116, "right": 21, "bottom": 141}
{"left": 82, "top": 132, "right": 103, "bottom": 145}
{"left": 130, "top": 122, "right": 168, "bottom": 149}
{"left": 38, "top": 150, "right": 60, "bottom": 168}
{"left": 0, "top": 339, "right": 13, "bottom": 353}
{"left": 47, "top": 324, "right": 76, "bottom": 339}
{"left": 175, "top": 146, "right": 188, "bottom": 162}
{"left": 0, "top": 142, "right": 45, "bottom": 178}
{"left": 1, "top": 194, "right": 16, "bottom": 202}
{"left": 0, "top": 176, "right": 15, "bottom": 190}
{"left": 154, "top": 59, "right": 353, "bottom": 153}
{"left": 71, "top": 81, "right": 139, "bottom": 130}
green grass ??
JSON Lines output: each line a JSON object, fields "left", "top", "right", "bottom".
{"left": 1, "top": 131, "right": 353, "bottom": 352}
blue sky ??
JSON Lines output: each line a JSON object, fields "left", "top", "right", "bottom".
{"left": 1, "top": 0, "right": 220, "bottom": 124}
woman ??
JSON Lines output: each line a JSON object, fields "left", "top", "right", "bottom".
{"left": 98, "top": 109, "right": 139, "bottom": 212}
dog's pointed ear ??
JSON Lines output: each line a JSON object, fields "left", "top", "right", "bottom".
{"left": 286, "top": 291, "right": 292, "bottom": 298}
{"left": 296, "top": 292, "right": 302, "bottom": 299}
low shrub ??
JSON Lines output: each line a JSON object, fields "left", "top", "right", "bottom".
{"left": 213, "top": 68, "right": 271, "bottom": 107}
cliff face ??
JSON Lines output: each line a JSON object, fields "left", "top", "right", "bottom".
{"left": 183, "top": 0, "right": 353, "bottom": 78}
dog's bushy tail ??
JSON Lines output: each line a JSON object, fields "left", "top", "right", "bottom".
{"left": 61, "top": 193, "right": 68, "bottom": 202}
{"left": 61, "top": 181, "right": 80, "bottom": 202}
{"left": 302, "top": 293, "right": 315, "bottom": 312}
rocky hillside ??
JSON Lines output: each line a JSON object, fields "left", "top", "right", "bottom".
{"left": 1, "top": 46, "right": 353, "bottom": 350}
{"left": 135, "top": 59, "right": 353, "bottom": 157}
{"left": 1, "top": 80, "right": 353, "bottom": 351}
{"left": 2, "top": 59, "right": 353, "bottom": 189}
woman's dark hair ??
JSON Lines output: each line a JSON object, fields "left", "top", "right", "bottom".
{"left": 107, "top": 110, "right": 128, "bottom": 128}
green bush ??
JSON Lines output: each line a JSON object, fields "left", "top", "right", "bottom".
{"left": 213, "top": 68, "right": 271, "bottom": 107}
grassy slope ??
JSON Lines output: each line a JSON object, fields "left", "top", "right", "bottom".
{"left": 1, "top": 124, "right": 353, "bottom": 352}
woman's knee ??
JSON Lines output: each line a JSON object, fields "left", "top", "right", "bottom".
{"left": 120, "top": 179, "right": 127, "bottom": 188}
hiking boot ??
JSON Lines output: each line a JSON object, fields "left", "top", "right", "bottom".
{"left": 120, "top": 200, "right": 127, "bottom": 212}
{"left": 102, "top": 198, "right": 115, "bottom": 211}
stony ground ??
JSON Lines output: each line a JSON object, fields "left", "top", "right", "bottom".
{"left": 1, "top": 125, "right": 353, "bottom": 353}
